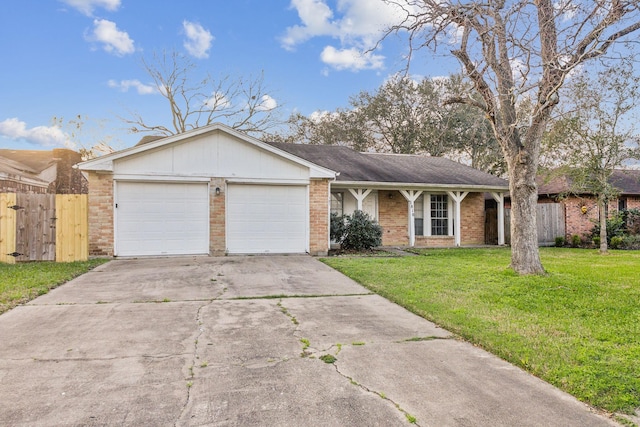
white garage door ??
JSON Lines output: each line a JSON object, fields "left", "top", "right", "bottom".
{"left": 115, "top": 181, "right": 209, "bottom": 256}
{"left": 227, "top": 184, "right": 307, "bottom": 254}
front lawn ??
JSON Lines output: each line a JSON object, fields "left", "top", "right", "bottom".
{"left": 0, "top": 259, "right": 109, "bottom": 314}
{"left": 322, "top": 248, "right": 640, "bottom": 415}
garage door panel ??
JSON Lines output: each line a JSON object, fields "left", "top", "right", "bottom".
{"left": 116, "top": 182, "right": 209, "bottom": 256}
{"left": 227, "top": 184, "right": 307, "bottom": 254}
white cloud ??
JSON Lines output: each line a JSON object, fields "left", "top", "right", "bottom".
{"left": 0, "top": 118, "right": 70, "bottom": 148}
{"left": 183, "top": 21, "right": 214, "bottom": 59}
{"left": 281, "top": 0, "right": 409, "bottom": 50}
{"left": 320, "top": 46, "right": 384, "bottom": 72}
{"left": 256, "top": 95, "right": 278, "bottom": 111}
{"left": 107, "top": 79, "right": 157, "bottom": 95}
{"left": 204, "top": 92, "right": 231, "bottom": 110}
{"left": 88, "top": 19, "right": 135, "bottom": 56}
{"left": 60, "top": 0, "right": 120, "bottom": 16}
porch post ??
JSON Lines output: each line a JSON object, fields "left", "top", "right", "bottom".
{"left": 447, "top": 191, "right": 468, "bottom": 247}
{"left": 491, "top": 192, "right": 506, "bottom": 245}
{"left": 347, "top": 188, "right": 372, "bottom": 211}
{"left": 400, "top": 190, "right": 423, "bottom": 247}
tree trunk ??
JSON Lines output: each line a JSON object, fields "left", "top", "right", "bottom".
{"left": 508, "top": 160, "right": 545, "bottom": 274}
{"left": 599, "top": 196, "right": 608, "bottom": 254}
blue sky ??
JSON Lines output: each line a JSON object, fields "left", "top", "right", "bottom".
{"left": 0, "top": 0, "right": 459, "bottom": 151}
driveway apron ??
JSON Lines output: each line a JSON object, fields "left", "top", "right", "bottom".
{"left": 0, "top": 256, "right": 616, "bottom": 426}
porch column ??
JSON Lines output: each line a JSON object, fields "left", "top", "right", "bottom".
{"left": 491, "top": 192, "right": 506, "bottom": 245}
{"left": 347, "top": 188, "right": 372, "bottom": 211}
{"left": 400, "top": 190, "right": 423, "bottom": 247}
{"left": 447, "top": 191, "right": 468, "bottom": 247}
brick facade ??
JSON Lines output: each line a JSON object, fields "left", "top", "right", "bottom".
{"left": 377, "top": 190, "right": 485, "bottom": 247}
{"left": 460, "top": 192, "right": 485, "bottom": 245}
{"left": 309, "top": 179, "right": 330, "bottom": 256}
{"left": 87, "top": 172, "right": 113, "bottom": 256}
{"left": 210, "top": 178, "right": 226, "bottom": 255}
{"left": 554, "top": 195, "right": 640, "bottom": 239}
{"left": 378, "top": 190, "right": 408, "bottom": 245}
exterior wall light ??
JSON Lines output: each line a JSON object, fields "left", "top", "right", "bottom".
{"left": 581, "top": 205, "right": 588, "bottom": 214}
{"left": 215, "top": 187, "right": 221, "bottom": 196}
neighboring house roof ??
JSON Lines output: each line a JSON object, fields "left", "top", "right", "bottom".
{"left": 0, "top": 148, "right": 87, "bottom": 194}
{"left": 538, "top": 170, "right": 640, "bottom": 197}
{"left": 0, "top": 149, "right": 58, "bottom": 174}
{"left": 135, "top": 135, "right": 165, "bottom": 146}
{"left": 265, "top": 141, "right": 509, "bottom": 190}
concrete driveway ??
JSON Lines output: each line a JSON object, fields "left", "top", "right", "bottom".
{"left": 0, "top": 256, "right": 616, "bottom": 426}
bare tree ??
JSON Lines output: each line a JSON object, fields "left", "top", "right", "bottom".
{"left": 384, "top": 0, "right": 640, "bottom": 274}
{"left": 543, "top": 62, "right": 640, "bottom": 253}
{"left": 52, "top": 115, "right": 116, "bottom": 160}
{"left": 125, "top": 50, "right": 282, "bottom": 137}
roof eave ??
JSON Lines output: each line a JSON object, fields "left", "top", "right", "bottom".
{"left": 332, "top": 180, "right": 509, "bottom": 192}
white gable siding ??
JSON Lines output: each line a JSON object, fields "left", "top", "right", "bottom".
{"left": 114, "top": 131, "right": 309, "bottom": 180}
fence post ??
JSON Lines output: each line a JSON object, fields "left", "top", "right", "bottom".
{"left": 0, "top": 193, "right": 18, "bottom": 264}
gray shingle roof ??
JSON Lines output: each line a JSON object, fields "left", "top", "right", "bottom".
{"left": 538, "top": 170, "right": 640, "bottom": 196}
{"left": 265, "top": 142, "right": 508, "bottom": 188}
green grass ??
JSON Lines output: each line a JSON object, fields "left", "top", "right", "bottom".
{"left": 322, "top": 248, "right": 640, "bottom": 414}
{"left": 0, "top": 259, "right": 109, "bottom": 314}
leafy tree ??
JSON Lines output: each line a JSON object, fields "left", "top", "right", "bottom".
{"left": 274, "top": 74, "right": 505, "bottom": 174}
{"left": 384, "top": 0, "right": 640, "bottom": 274}
{"left": 543, "top": 62, "right": 640, "bottom": 253}
{"left": 124, "top": 50, "right": 282, "bottom": 137}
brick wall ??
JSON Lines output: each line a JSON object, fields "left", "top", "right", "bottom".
{"left": 53, "top": 148, "right": 87, "bottom": 194}
{"left": 378, "top": 190, "right": 486, "bottom": 246}
{"left": 460, "top": 192, "right": 485, "bottom": 245}
{"left": 309, "top": 179, "right": 329, "bottom": 255}
{"left": 378, "top": 190, "right": 409, "bottom": 245}
{"left": 563, "top": 195, "right": 640, "bottom": 239}
{"left": 562, "top": 196, "right": 598, "bottom": 238}
{"left": 625, "top": 196, "right": 640, "bottom": 210}
{"left": 210, "top": 178, "right": 225, "bottom": 255}
{"left": 87, "top": 172, "right": 113, "bottom": 256}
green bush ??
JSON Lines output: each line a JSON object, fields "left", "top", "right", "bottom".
{"left": 341, "top": 210, "right": 382, "bottom": 251}
{"left": 622, "top": 235, "right": 640, "bottom": 250}
{"left": 590, "top": 210, "right": 626, "bottom": 244}
{"left": 571, "top": 234, "right": 582, "bottom": 248}
{"left": 592, "top": 236, "right": 601, "bottom": 247}
{"left": 330, "top": 212, "right": 347, "bottom": 243}
{"left": 554, "top": 236, "right": 565, "bottom": 247}
{"left": 610, "top": 236, "right": 624, "bottom": 249}
{"left": 623, "top": 208, "right": 640, "bottom": 235}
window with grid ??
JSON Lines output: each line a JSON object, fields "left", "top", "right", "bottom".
{"left": 431, "top": 194, "right": 448, "bottom": 236}
{"left": 331, "top": 192, "right": 344, "bottom": 216}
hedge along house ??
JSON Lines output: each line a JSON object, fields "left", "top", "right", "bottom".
{"left": 78, "top": 123, "right": 509, "bottom": 258}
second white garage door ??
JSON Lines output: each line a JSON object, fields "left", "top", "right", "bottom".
{"left": 115, "top": 181, "right": 209, "bottom": 256}
{"left": 227, "top": 184, "right": 307, "bottom": 254}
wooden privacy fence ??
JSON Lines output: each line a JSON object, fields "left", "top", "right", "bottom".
{"left": 0, "top": 193, "right": 88, "bottom": 263}
{"left": 499, "top": 203, "right": 565, "bottom": 246}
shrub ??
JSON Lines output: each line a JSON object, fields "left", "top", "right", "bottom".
{"left": 341, "top": 210, "right": 382, "bottom": 251}
{"left": 623, "top": 208, "right": 640, "bottom": 235}
{"left": 590, "top": 210, "right": 626, "bottom": 244}
{"left": 330, "top": 212, "right": 347, "bottom": 243}
{"left": 554, "top": 236, "right": 565, "bottom": 247}
{"left": 592, "top": 236, "right": 601, "bottom": 247}
{"left": 571, "top": 234, "right": 582, "bottom": 248}
{"left": 622, "top": 235, "right": 640, "bottom": 250}
{"left": 610, "top": 236, "right": 624, "bottom": 249}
